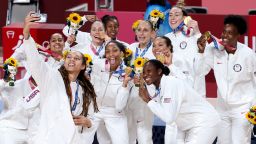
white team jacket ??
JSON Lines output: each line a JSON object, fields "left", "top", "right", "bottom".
{"left": 129, "top": 42, "right": 155, "bottom": 63}
{"left": 23, "top": 36, "right": 95, "bottom": 144}
{"left": 165, "top": 32, "right": 206, "bottom": 97}
{"left": 147, "top": 75, "right": 220, "bottom": 131}
{"left": 0, "top": 79, "right": 30, "bottom": 130}
{"left": 197, "top": 42, "right": 256, "bottom": 111}
{"left": 90, "top": 59, "right": 132, "bottom": 112}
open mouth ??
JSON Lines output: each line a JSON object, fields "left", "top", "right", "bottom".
{"left": 68, "top": 63, "right": 75, "bottom": 67}
{"left": 109, "top": 58, "right": 116, "bottom": 65}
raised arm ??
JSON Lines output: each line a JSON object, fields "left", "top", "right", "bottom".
{"left": 22, "top": 12, "right": 53, "bottom": 89}
{"left": 194, "top": 35, "right": 214, "bottom": 76}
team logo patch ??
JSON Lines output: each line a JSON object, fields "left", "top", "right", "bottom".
{"left": 180, "top": 41, "right": 187, "bottom": 49}
{"left": 233, "top": 64, "right": 242, "bottom": 72}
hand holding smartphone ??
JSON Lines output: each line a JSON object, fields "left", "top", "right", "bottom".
{"left": 30, "top": 13, "right": 42, "bottom": 22}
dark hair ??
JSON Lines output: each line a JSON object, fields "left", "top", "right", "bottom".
{"left": 224, "top": 15, "right": 247, "bottom": 35}
{"left": 58, "top": 52, "right": 98, "bottom": 116}
{"left": 50, "top": 33, "right": 64, "bottom": 41}
{"left": 145, "top": 59, "right": 170, "bottom": 75}
{"left": 105, "top": 40, "right": 129, "bottom": 65}
{"left": 101, "top": 15, "right": 119, "bottom": 29}
{"left": 157, "top": 36, "right": 173, "bottom": 53}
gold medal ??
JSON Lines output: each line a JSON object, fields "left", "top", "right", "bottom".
{"left": 156, "top": 52, "right": 165, "bottom": 64}
{"left": 184, "top": 16, "right": 192, "bottom": 25}
{"left": 203, "top": 31, "right": 211, "bottom": 41}
{"left": 125, "top": 67, "right": 133, "bottom": 76}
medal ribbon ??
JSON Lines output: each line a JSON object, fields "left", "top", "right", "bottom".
{"left": 71, "top": 81, "right": 79, "bottom": 112}
{"left": 135, "top": 41, "right": 152, "bottom": 59}
{"left": 90, "top": 44, "right": 104, "bottom": 56}
{"left": 150, "top": 87, "right": 161, "bottom": 99}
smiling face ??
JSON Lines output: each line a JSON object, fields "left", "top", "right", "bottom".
{"left": 143, "top": 62, "right": 162, "bottom": 86}
{"left": 135, "top": 21, "right": 153, "bottom": 46}
{"left": 90, "top": 21, "right": 105, "bottom": 45}
{"left": 106, "top": 19, "right": 119, "bottom": 39}
{"left": 64, "top": 51, "right": 86, "bottom": 74}
{"left": 152, "top": 37, "right": 171, "bottom": 56}
{"left": 49, "top": 33, "right": 64, "bottom": 55}
{"left": 169, "top": 7, "right": 185, "bottom": 30}
{"left": 105, "top": 42, "right": 123, "bottom": 70}
{"left": 221, "top": 24, "right": 240, "bottom": 49}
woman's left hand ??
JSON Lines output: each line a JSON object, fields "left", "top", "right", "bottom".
{"left": 122, "top": 74, "right": 132, "bottom": 87}
{"left": 187, "top": 19, "right": 200, "bottom": 35}
{"left": 139, "top": 81, "right": 151, "bottom": 103}
{"left": 73, "top": 115, "right": 92, "bottom": 128}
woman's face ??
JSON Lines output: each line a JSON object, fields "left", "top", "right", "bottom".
{"left": 169, "top": 7, "right": 184, "bottom": 30}
{"left": 64, "top": 51, "right": 85, "bottom": 73}
{"left": 143, "top": 62, "right": 161, "bottom": 86}
{"left": 152, "top": 37, "right": 172, "bottom": 64}
{"left": 105, "top": 42, "right": 123, "bottom": 68}
{"left": 106, "top": 19, "right": 119, "bottom": 39}
{"left": 221, "top": 24, "right": 240, "bottom": 48}
{"left": 90, "top": 21, "right": 105, "bottom": 44}
{"left": 152, "top": 37, "right": 170, "bottom": 55}
{"left": 135, "top": 21, "right": 153, "bottom": 45}
{"left": 49, "top": 33, "right": 64, "bottom": 54}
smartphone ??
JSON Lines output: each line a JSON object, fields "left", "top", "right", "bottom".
{"left": 30, "top": 13, "right": 42, "bottom": 22}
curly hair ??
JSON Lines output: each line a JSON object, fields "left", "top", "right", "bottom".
{"left": 224, "top": 15, "right": 247, "bottom": 35}
{"left": 58, "top": 53, "right": 98, "bottom": 116}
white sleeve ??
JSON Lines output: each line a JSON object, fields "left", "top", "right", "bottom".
{"left": 63, "top": 25, "right": 91, "bottom": 44}
{"left": 0, "top": 79, "right": 7, "bottom": 92}
{"left": 147, "top": 81, "right": 183, "bottom": 124}
{"left": 11, "top": 43, "right": 26, "bottom": 63}
{"left": 115, "top": 83, "right": 132, "bottom": 112}
{"left": 248, "top": 52, "right": 256, "bottom": 105}
{"left": 23, "top": 36, "right": 53, "bottom": 89}
{"left": 64, "top": 41, "right": 72, "bottom": 51}
{"left": 194, "top": 44, "right": 214, "bottom": 76}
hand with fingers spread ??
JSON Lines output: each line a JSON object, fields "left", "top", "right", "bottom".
{"left": 23, "top": 11, "right": 41, "bottom": 40}
{"left": 73, "top": 115, "right": 92, "bottom": 128}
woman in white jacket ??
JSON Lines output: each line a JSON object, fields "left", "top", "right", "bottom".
{"left": 0, "top": 31, "right": 66, "bottom": 144}
{"left": 0, "top": 78, "right": 30, "bottom": 144}
{"left": 88, "top": 40, "right": 132, "bottom": 144}
{"left": 22, "top": 12, "right": 98, "bottom": 144}
{"left": 197, "top": 15, "right": 256, "bottom": 144}
{"left": 139, "top": 59, "right": 220, "bottom": 144}
{"left": 127, "top": 20, "right": 156, "bottom": 144}
{"left": 152, "top": 36, "right": 194, "bottom": 144}
{"left": 165, "top": 2, "right": 206, "bottom": 98}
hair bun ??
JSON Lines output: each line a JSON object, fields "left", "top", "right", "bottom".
{"left": 163, "top": 66, "right": 170, "bottom": 75}
{"left": 176, "top": 0, "right": 185, "bottom": 8}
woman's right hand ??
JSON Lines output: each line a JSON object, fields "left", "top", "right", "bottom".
{"left": 23, "top": 11, "right": 41, "bottom": 40}
{"left": 197, "top": 35, "right": 207, "bottom": 53}
{"left": 67, "top": 34, "right": 76, "bottom": 45}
